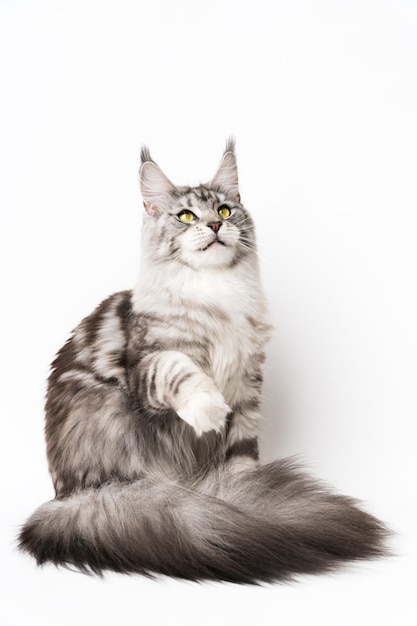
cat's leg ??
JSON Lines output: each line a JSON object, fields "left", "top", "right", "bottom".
{"left": 139, "top": 351, "right": 231, "bottom": 436}
{"left": 225, "top": 358, "right": 264, "bottom": 473}
{"left": 226, "top": 403, "right": 260, "bottom": 473}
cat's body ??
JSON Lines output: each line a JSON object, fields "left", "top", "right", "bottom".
{"left": 19, "top": 141, "right": 388, "bottom": 583}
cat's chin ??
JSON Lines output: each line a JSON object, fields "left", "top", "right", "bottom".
{"left": 202, "top": 241, "right": 225, "bottom": 251}
{"left": 180, "top": 244, "right": 237, "bottom": 270}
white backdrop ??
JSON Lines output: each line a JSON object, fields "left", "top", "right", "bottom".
{"left": 1, "top": 1, "right": 416, "bottom": 624}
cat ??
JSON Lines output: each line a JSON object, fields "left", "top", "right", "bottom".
{"left": 18, "top": 140, "right": 388, "bottom": 583}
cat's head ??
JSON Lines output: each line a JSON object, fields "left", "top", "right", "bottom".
{"left": 139, "top": 139, "right": 256, "bottom": 270}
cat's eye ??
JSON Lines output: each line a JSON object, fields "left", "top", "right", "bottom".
{"left": 218, "top": 205, "right": 231, "bottom": 219}
{"left": 177, "top": 210, "right": 197, "bottom": 223}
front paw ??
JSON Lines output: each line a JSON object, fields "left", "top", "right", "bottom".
{"left": 176, "top": 390, "right": 231, "bottom": 437}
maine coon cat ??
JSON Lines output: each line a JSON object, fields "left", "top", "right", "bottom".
{"left": 19, "top": 140, "right": 388, "bottom": 583}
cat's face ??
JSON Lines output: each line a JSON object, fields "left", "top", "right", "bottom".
{"left": 139, "top": 141, "right": 256, "bottom": 270}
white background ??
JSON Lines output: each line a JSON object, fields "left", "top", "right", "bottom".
{"left": 1, "top": 0, "right": 416, "bottom": 624}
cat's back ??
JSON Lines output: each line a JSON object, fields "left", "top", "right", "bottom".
{"left": 48, "top": 290, "right": 133, "bottom": 389}
{"left": 45, "top": 290, "right": 133, "bottom": 431}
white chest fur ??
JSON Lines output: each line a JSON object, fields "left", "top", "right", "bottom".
{"left": 209, "top": 313, "right": 259, "bottom": 405}
{"left": 133, "top": 259, "right": 272, "bottom": 407}
{"left": 172, "top": 263, "right": 271, "bottom": 406}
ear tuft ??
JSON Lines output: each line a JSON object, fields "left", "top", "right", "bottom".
{"left": 224, "top": 136, "right": 236, "bottom": 156}
{"left": 140, "top": 145, "right": 154, "bottom": 167}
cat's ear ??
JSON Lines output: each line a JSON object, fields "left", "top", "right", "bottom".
{"left": 140, "top": 146, "right": 176, "bottom": 216}
{"left": 209, "top": 138, "right": 240, "bottom": 203}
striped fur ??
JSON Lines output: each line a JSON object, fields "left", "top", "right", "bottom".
{"left": 19, "top": 141, "right": 389, "bottom": 582}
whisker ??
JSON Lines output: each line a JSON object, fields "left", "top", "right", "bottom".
{"left": 238, "top": 240, "right": 257, "bottom": 252}
{"left": 236, "top": 224, "right": 256, "bottom": 232}
{"left": 234, "top": 217, "right": 254, "bottom": 228}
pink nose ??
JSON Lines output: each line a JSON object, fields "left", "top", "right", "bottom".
{"left": 208, "top": 222, "right": 221, "bottom": 233}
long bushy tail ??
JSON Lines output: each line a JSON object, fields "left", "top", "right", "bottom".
{"left": 18, "top": 460, "right": 389, "bottom": 583}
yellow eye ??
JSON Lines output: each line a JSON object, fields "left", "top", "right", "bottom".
{"left": 218, "top": 205, "right": 231, "bottom": 219}
{"left": 177, "top": 210, "right": 196, "bottom": 223}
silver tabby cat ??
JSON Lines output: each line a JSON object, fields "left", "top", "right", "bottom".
{"left": 19, "top": 140, "right": 388, "bottom": 583}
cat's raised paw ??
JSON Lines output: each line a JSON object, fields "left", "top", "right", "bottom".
{"left": 176, "top": 390, "right": 231, "bottom": 437}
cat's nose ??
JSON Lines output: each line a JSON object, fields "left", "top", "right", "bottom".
{"left": 207, "top": 222, "right": 221, "bottom": 233}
